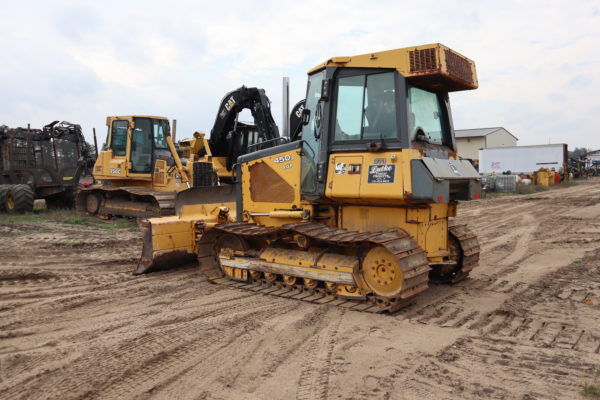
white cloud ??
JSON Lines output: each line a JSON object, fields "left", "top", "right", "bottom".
{"left": 1, "top": 0, "right": 599, "bottom": 150}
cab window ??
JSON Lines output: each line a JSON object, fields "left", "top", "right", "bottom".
{"left": 407, "top": 85, "right": 447, "bottom": 145}
{"left": 334, "top": 72, "right": 397, "bottom": 141}
{"left": 153, "top": 119, "right": 169, "bottom": 149}
{"left": 110, "top": 120, "right": 128, "bottom": 156}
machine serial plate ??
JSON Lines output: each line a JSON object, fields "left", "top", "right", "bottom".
{"left": 367, "top": 164, "right": 395, "bottom": 184}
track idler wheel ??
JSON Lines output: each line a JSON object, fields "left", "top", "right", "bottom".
{"left": 361, "top": 246, "right": 404, "bottom": 297}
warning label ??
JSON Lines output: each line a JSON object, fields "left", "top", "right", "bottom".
{"left": 367, "top": 164, "right": 396, "bottom": 184}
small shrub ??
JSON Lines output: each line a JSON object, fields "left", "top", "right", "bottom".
{"left": 583, "top": 383, "right": 600, "bottom": 398}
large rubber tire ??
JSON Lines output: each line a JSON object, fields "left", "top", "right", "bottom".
{"left": 0, "top": 185, "right": 10, "bottom": 212}
{"left": 6, "top": 184, "right": 34, "bottom": 214}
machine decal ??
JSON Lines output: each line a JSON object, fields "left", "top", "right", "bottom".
{"left": 219, "top": 96, "right": 236, "bottom": 119}
{"left": 367, "top": 164, "right": 395, "bottom": 184}
{"left": 274, "top": 155, "right": 293, "bottom": 163}
{"left": 335, "top": 163, "right": 347, "bottom": 174}
{"left": 109, "top": 168, "right": 121, "bottom": 174}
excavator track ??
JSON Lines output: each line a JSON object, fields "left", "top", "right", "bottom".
{"left": 196, "top": 222, "right": 431, "bottom": 313}
{"left": 447, "top": 224, "right": 480, "bottom": 282}
{"left": 76, "top": 187, "right": 176, "bottom": 218}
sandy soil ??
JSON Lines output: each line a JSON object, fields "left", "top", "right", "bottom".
{"left": 1, "top": 181, "right": 600, "bottom": 400}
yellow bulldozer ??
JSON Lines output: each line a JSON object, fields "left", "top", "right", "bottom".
{"left": 76, "top": 87, "right": 284, "bottom": 218}
{"left": 137, "top": 43, "right": 482, "bottom": 313}
{"left": 76, "top": 115, "right": 211, "bottom": 218}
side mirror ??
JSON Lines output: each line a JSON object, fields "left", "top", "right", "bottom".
{"left": 301, "top": 109, "right": 311, "bottom": 125}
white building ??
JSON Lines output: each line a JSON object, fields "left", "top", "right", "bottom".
{"left": 586, "top": 150, "right": 600, "bottom": 164}
{"left": 455, "top": 127, "right": 518, "bottom": 161}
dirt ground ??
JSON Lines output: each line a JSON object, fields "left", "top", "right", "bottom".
{"left": 1, "top": 181, "right": 600, "bottom": 400}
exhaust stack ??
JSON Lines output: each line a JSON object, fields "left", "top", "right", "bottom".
{"left": 282, "top": 77, "right": 290, "bottom": 139}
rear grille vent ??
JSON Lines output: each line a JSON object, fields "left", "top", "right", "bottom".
{"left": 193, "top": 161, "right": 215, "bottom": 187}
{"left": 444, "top": 50, "right": 474, "bottom": 84}
{"left": 409, "top": 48, "right": 437, "bottom": 72}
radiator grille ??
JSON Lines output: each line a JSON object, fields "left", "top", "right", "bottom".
{"left": 409, "top": 48, "right": 438, "bottom": 72}
{"left": 193, "top": 161, "right": 215, "bottom": 187}
{"left": 444, "top": 49, "right": 474, "bottom": 85}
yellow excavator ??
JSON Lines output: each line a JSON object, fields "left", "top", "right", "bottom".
{"left": 137, "top": 43, "right": 481, "bottom": 313}
{"left": 76, "top": 87, "right": 284, "bottom": 218}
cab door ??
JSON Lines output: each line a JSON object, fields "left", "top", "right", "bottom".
{"left": 299, "top": 70, "right": 325, "bottom": 197}
{"left": 129, "top": 118, "right": 153, "bottom": 175}
{"left": 101, "top": 118, "right": 130, "bottom": 179}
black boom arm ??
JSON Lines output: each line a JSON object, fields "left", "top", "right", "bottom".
{"left": 208, "top": 86, "right": 282, "bottom": 170}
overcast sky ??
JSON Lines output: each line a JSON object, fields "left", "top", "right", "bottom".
{"left": 1, "top": 0, "right": 598, "bottom": 149}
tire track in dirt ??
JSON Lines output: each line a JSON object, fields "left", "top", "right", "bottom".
{"left": 3, "top": 181, "right": 600, "bottom": 399}
{"left": 88, "top": 301, "right": 298, "bottom": 400}
{"left": 0, "top": 294, "right": 295, "bottom": 399}
{"left": 423, "top": 336, "right": 600, "bottom": 398}
{"left": 295, "top": 309, "right": 345, "bottom": 400}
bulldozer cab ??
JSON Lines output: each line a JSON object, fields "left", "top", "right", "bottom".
{"left": 236, "top": 44, "right": 479, "bottom": 217}
{"left": 102, "top": 116, "right": 172, "bottom": 179}
{"left": 297, "top": 44, "right": 477, "bottom": 200}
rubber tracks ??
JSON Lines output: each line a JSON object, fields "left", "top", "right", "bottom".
{"left": 448, "top": 224, "right": 480, "bottom": 283}
{"left": 197, "top": 222, "right": 431, "bottom": 314}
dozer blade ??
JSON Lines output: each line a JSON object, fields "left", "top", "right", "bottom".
{"left": 174, "top": 184, "right": 237, "bottom": 214}
{"left": 134, "top": 185, "right": 237, "bottom": 275}
{"left": 135, "top": 217, "right": 197, "bottom": 274}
